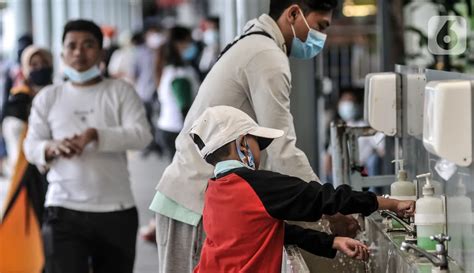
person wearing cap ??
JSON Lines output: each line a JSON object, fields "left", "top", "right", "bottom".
{"left": 150, "top": 1, "right": 360, "bottom": 272}
{"left": 189, "top": 106, "right": 415, "bottom": 273}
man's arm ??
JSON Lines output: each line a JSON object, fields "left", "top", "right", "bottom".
{"left": 95, "top": 83, "right": 152, "bottom": 152}
{"left": 245, "top": 49, "right": 318, "bottom": 182}
{"left": 245, "top": 49, "right": 365, "bottom": 237}
{"left": 23, "top": 87, "right": 54, "bottom": 166}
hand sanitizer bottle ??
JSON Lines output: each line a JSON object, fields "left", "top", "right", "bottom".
{"left": 415, "top": 173, "right": 446, "bottom": 251}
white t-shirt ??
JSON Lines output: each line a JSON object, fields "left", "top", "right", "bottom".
{"left": 24, "top": 79, "right": 152, "bottom": 212}
{"left": 157, "top": 65, "right": 200, "bottom": 133}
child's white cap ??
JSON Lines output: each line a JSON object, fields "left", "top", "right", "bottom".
{"left": 189, "top": 106, "right": 284, "bottom": 159}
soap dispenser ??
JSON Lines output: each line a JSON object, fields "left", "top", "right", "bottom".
{"left": 389, "top": 160, "right": 416, "bottom": 229}
{"left": 390, "top": 159, "right": 416, "bottom": 200}
{"left": 415, "top": 173, "right": 446, "bottom": 252}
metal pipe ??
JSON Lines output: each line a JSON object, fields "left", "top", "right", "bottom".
{"left": 330, "top": 121, "right": 345, "bottom": 186}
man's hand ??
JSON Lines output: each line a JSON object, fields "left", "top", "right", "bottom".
{"left": 377, "top": 197, "right": 416, "bottom": 218}
{"left": 326, "top": 213, "right": 360, "bottom": 238}
{"left": 394, "top": 200, "right": 416, "bottom": 218}
{"left": 66, "top": 128, "right": 98, "bottom": 155}
{"left": 333, "top": 237, "right": 369, "bottom": 261}
{"left": 45, "top": 140, "right": 81, "bottom": 160}
{"left": 44, "top": 128, "right": 98, "bottom": 161}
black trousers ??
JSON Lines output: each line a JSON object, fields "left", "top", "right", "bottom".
{"left": 43, "top": 207, "right": 138, "bottom": 273}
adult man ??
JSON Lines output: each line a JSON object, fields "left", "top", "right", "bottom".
{"left": 150, "top": 1, "right": 355, "bottom": 272}
{"left": 24, "top": 20, "right": 152, "bottom": 273}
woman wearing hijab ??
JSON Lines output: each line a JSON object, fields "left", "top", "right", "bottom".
{"left": 2, "top": 46, "right": 53, "bottom": 175}
{"left": 0, "top": 45, "right": 53, "bottom": 273}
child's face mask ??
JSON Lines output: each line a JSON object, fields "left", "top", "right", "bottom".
{"left": 236, "top": 136, "right": 255, "bottom": 170}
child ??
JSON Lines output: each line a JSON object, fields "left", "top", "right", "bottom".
{"left": 190, "top": 106, "right": 415, "bottom": 273}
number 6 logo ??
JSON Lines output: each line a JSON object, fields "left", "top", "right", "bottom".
{"left": 428, "top": 16, "right": 467, "bottom": 55}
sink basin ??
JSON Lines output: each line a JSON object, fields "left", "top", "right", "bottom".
{"left": 365, "top": 213, "right": 465, "bottom": 273}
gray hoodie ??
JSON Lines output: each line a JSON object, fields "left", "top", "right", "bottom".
{"left": 153, "top": 14, "right": 320, "bottom": 221}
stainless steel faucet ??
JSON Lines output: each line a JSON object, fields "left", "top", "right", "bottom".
{"left": 400, "top": 234, "right": 451, "bottom": 270}
{"left": 380, "top": 210, "right": 416, "bottom": 237}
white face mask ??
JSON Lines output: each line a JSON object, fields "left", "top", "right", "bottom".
{"left": 63, "top": 65, "right": 101, "bottom": 84}
{"left": 338, "top": 101, "right": 358, "bottom": 122}
{"left": 146, "top": 33, "right": 166, "bottom": 49}
{"left": 203, "top": 30, "right": 219, "bottom": 46}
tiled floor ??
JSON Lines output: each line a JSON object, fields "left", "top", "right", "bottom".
{"left": 129, "top": 152, "right": 169, "bottom": 273}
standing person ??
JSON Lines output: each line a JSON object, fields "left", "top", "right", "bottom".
{"left": 190, "top": 106, "right": 414, "bottom": 272}
{"left": 134, "top": 25, "right": 166, "bottom": 157}
{"left": 198, "top": 17, "right": 220, "bottom": 79}
{"left": 1, "top": 34, "right": 33, "bottom": 113}
{"left": 108, "top": 31, "right": 144, "bottom": 84}
{"left": 23, "top": 19, "right": 152, "bottom": 273}
{"left": 2, "top": 46, "right": 53, "bottom": 176}
{"left": 324, "top": 90, "right": 385, "bottom": 183}
{"left": 0, "top": 45, "right": 54, "bottom": 273}
{"left": 149, "top": 1, "right": 359, "bottom": 272}
{"left": 0, "top": 35, "right": 33, "bottom": 175}
{"left": 157, "top": 26, "right": 200, "bottom": 161}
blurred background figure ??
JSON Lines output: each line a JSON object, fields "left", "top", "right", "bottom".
{"left": 156, "top": 26, "right": 200, "bottom": 162}
{"left": 2, "top": 46, "right": 53, "bottom": 177}
{"left": 0, "top": 45, "right": 53, "bottom": 273}
{"left": 198, "top": 16, "right": 220, "bottom": 80}
{"left": 134, "top": 23, "right": 167, "bottom": 157}
{"left": 139, "top": 25, "right": 200, "bottom": 243}
{"left": 324, "top": 89, "right": 385, "bottom": 184}
{"left": 108, "top": 31, "right": 144, "bottom": 84}
{"left": 0, "top": 35, "right": 34, "bottom": 176}
{"left": 100, "top": 25, "right": 119, "bottom": 78}
{"left": 2, "top": 34, "right": 33, "bottom": 106}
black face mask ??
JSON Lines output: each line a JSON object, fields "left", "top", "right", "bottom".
{"left": 29, "top": 67, "right": 53, "bottom": 86}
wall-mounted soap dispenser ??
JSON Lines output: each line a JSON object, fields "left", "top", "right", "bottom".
{"left": 423, "top": 80, "right": 472, "bottom": 167}
{"left": 364, "top": 72, "right": 400, "bottom": 136}
{"left": 415, "top": 173, "right": 446, "bottom": 252}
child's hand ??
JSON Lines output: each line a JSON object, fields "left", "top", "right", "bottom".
{"left": 332, "top": 237, "right": 369, "bottom": 261}
{"left": 394, "top": 200, "right": 415, "bottom": 218}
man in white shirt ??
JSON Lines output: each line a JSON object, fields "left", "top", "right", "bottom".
{"left": 149, "top": 1, "right": 361, "bottom": 272}
{"left": 24, "top": 19, "right": 152, "bottom": 273}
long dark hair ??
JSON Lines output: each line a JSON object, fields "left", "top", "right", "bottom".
{"left": 163, "top": 26, "right": 192, "bottom": 67}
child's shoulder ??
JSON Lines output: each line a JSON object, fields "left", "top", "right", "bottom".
{"left": 232, "top": 168, "right": 294, "bottom": 181}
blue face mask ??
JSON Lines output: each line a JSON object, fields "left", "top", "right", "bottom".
{"left": 290, "top": 9, "right": 327, "bottom": 59}
{"left": 182, "top": 43, "right": 199, "bottom": 61}
{"left": 236, "top": 137, "right": 256, "bottom": 170}
{"left": 63, "top": 65, "right": 101, "bottom": 84}
{"left": 338, "top": 101, "right": 358, "bottom": 122}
